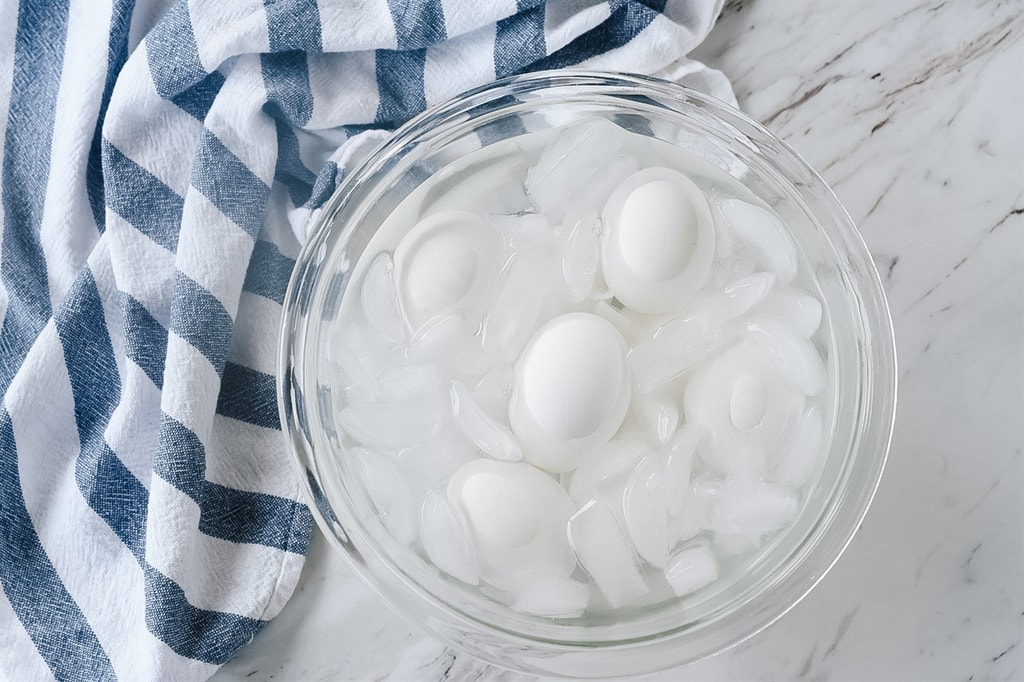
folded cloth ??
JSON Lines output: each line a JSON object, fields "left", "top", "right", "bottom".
{"left": 0, "top": 1, "right": 732, "bottom": 679}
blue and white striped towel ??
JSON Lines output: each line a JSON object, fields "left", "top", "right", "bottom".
{"left": 0, "top": 1, "right": 732, "bottom": 679}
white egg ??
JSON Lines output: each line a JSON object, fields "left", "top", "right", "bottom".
{"left": 601, "top": 167, "right": 715, "bottom": 314}
{"left": 447, "top": 459, "right": 577, "bottom": 589}
{"left": 683, "top": 342, "right": 805, "bottom": 475}
{"left": 509, "top": 313, "right": 631, "bottom": 472}
{"left": 393, "top": 210, "right": 503, "bottom": 329}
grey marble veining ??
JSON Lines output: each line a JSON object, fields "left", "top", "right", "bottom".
{"left": 214, "top": 1, "right": 1024, "bottom": 679}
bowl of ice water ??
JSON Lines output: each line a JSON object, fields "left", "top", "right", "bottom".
{"left": 278, "top": 71, "right": 896, "bottom": 677}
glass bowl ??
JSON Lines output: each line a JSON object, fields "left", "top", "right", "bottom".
{"left": 278, "top": 71, "right": 897, "bottom": 678}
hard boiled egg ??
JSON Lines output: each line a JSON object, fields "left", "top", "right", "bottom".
{"left": 393, "top": 210, "right": 503, "bottom": 329}
{"left": 509, "top": 313, "right": 631, "bottom": 472}
{"left": 601, "top": 167, "right": 715, "bottom": 314}
{"left": 447, "top": 459, "right": 577, "bottom": 589}
{"left": 683, "top": 341, "right": 805, "bottom": 475}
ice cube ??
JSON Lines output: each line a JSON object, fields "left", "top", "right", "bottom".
{"left": 713, "top": 531, "right": 764, "bottom": 557}
{"left": 562, "top": 154, "right": 640, "bottom": 223}
{"left": 338, "top": 399, "right": 444, "bottom": 451}
{"left": 593, "top": 298, "right": 637, "bottom": 343}
{"left": 729, "top": 372, "right": 768, "bottom": 432}
{"left": 420, "top": 490, "right": 479, "bottom": 585}
{"left": 406, "top": 312, "right": 491, "bottom": 379}
{"left": 473, "top": 363, "right": 515, "bottom": 417}
{"left": 559, "top": 213, "right": 602, "bottom": 303}
{"left": 374, "top": 363, "right": 443, "bottom": 402}
{"left": 711, "top": 198, "right": 759, "bottom": 289}
{"left": 525, "top": 118, "right": 637, "bottom": 220}
{"left": 361, "top": 251, "right": 407, "bottom": 345}
{"left": 622, "top": 456, "right": 670, "bottom": 568}
{"left": 629, "top": 273, "right": 776, "bottom": 392}
{"left": 754, "top": 287, "right": 823, "bottom": 338}
{"left": 699, "top": 479, "right": 799, "bottom": 535}
{"left": 745, "top": 318, "right": 826, "bottom": 396}
{"left": 512, "top": 575, "right": 591, "bottom": 618}
{"left": 568, "top": 499, "right": 648, "bottom": 608}
{"left": 769, "top": 405, "right": 823, "bottom": 488}
{"left": 354, "top": 448, "right": 418, "bottom": 545}
{"left": 398, "top": 435, "right": 477, "bottom": 487}
{"left": 327, "top": 322, "right": 391, "bottom": 400}
{"left": 669, "top": 496, "right": 705, "bottom": 547}
{"left": 482, "top": 247, "right": 560, "bottom": 362}
{"left": 628, "top": 391, "right": 680, "bottom": 445}
{"left": 719, "top": 198, "right": 798, "bottom": 284}
{"left": 420, "top": 149, "right": 532, "bottom": 216}
{"left": 664, "top": 425, "right": 699, "bottom": 518}
{"left": 568, "top": 436, "right": 649, "bottom": 503}
{"left": 664, "top": 542, "right": 719, "bottom": 597}
{"left": 449, "top": 380, "right": 522, "bottom": 462}
{"left": 711, "top": 246, "right": 759, "bottom": 289}
{"left": 487, "top": 212, "right": 554, "bottom": 253}
{"left": 719, "top": 272, "right": 778, "bottom": 316}
{"left": 629, "top": 306, "right": 730, "bottom": 394}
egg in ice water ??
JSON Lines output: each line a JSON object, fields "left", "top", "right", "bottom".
{"left": 393, "top": 210, "right": 503, "bottom": 329}
{"left": 601, "top": 167, "right": 715, "bottom": 314}
{"left": 509, "top": 313, "right": 631, "bottom": 473}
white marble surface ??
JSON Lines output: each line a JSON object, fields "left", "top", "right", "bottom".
{"left": 215, "top": 1, "right": 1024, "bottom": 679}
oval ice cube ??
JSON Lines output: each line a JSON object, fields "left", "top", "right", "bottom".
{"left": 568, "top": 436, "right": 649, "bottom": 504}
{"left": 361, "top": 251, "right": 407, "bottom": 346}
{"left": 472, "top": 363, "right": 515, "bottom": 417}
{"left": 398, "top": 436, "right": 477, "bottom": 487}
{"left": 568, "top": 499, "right": 648, "bottom": 609}
{"left": 730, "top": 372, "right": 768, "bottom": 432}
{"left": 755, "top": 287, "right": 823, "bottom": 338}
{"left": 338, "top": 399, "right": 444, "bottom": 452}
{"left": 768, "top": 405, "right": 824, "bottom": 488}
{"left": 664, "top": 542, "right": 719, "bottom": 597}
{"left": 449, "top": 380, "right": 521, "bottom": 462}
{"left": 406, "top": 312, "right": 491, "bottom": 379}
{"left": 559, "top": 213, "right": 602, "bottom": 303}
{"left": 420, "top": 490, "right": 479, "bottom": 585}
{"left": 488, "top": 212, "right": 553, "bottom": 253}
{"left": 525, "top": 118, "right": 637, "bottom": 221}
{"left": 664, "top": 425, "right": 699, "bottom": 519}
{"left": 719, "top": 198, "right": 799, "bottom": 284}
{"left": 481, "top": 246, "right": 559, "bottom": 362}
{"left": 699, "top": 479, "right": 799, "bottom": 535}
{"left": 354, "top": 448, "right": 418, "bottom": 545}
{"left": 511, "top": 575, "right": 591, "bottom": 618}
{"left": 628, "top": 273, "right": 774, "bottom": 393}
{"left": 628, "top": 390, "right": 680, "bottom": 445}
{"left": 745, "top": 318, "right": 826, "bottom": 396}
{"left": 622, "top": 456, "right": 670, "bottom": 568}
{"left": 374, "top": 363, "right": 443, "bottom": 402}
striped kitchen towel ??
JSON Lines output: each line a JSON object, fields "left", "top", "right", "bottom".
{"left": 0, "top": 1, "right": 732, "bottom": 680}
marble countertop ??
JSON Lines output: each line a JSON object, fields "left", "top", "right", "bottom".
{"left": 215, "top": 1, "right": 1024, "bottom": 679}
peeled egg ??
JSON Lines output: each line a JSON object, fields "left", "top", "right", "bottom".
{"left": 601, "top": 167, "right": 715, "bottom": 314}
{"left": 393, "top": 210, "right": 503, "bottom": 329}
{"left": 509, "top": 313, "right": 631, "bottom": 472}
{"left": 447, "top": 459, "right": 577, "bottom": 588}
{"left": 683, "top": 342, "right": 805, "bottom": 475}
